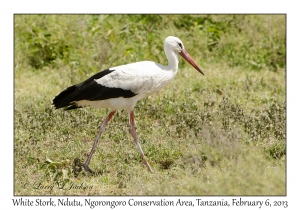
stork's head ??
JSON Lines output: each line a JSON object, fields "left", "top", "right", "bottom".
{"left": 164, "top": 36, "right": 186, "bottom": 54}
{"left": 164, "top": 36, "right": 204, "bottom": 75}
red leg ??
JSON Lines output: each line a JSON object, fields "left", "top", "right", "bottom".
{"left": 82, "top": 111, "right": 116, "bottom": 173}
{"left": 129, "top": 111, "right": 153, "bottom": 173}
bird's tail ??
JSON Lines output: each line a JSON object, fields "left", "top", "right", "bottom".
{"left": 53, "top": 85, "right": 80, "bottom": 110}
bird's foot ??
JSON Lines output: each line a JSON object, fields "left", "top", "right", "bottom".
{"left": 82, "top": 163, "right": 94, "bottom": 174}
{"left": 143, "top": 159, "right": 153, "bottom": 173}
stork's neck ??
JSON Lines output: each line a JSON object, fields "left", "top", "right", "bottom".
{"left": 164, "top": 49, "right": 179, "bottom": 73}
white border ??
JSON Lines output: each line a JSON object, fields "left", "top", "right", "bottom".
{"left": 2, "top": 0, "right": 299, "bottom": 209}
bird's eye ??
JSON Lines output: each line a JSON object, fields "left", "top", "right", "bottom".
{"left": 178, "top": 42, "right": 183, "bottom": 49}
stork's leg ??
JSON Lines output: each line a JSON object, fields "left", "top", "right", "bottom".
{"left": 129, "top": 111, "right": 153, "bottom": 173}
{"left": 82, "top": 111, "right": 116, "bottom": 173}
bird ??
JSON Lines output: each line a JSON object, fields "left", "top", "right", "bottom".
{"left": 53, "top": 36, "right": 204, "bottom": 173}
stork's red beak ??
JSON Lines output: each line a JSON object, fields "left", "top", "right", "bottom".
{"left": 179, "top": 50, "right": 204, "bottom": 75}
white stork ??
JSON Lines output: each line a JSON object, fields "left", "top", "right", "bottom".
{"left": 53, "top": 36, "right": 204, "bottom": 173}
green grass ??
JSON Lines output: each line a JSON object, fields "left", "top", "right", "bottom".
{"left": 14, "top": 14, "right": 286, "bottom": 195}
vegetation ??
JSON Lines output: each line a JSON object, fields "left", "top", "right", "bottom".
{"left": 14, "top": 14, "right": 286, "bottom": 195}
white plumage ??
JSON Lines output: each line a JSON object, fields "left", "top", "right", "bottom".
{"left": 99, "top": 61, "right": 174, "bottom": 94}
{"left": 53, "top": 36, "right": 204, "bottom": 173}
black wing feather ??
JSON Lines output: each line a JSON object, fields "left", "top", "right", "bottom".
{"left": 53, "top": 69, "right": 136, "bottom": 110}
